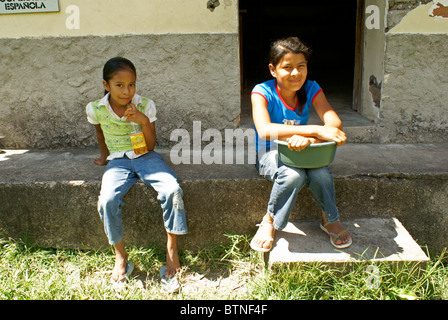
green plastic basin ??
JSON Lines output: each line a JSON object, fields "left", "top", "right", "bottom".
{"left": 274, "top": 140, "right": 337, "bottom": 168}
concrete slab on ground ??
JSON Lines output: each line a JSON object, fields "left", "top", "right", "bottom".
{"left": 268, "top": 218, "right": 430, "bottom": 266}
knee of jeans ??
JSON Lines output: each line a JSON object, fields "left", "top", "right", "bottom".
{"left": 278, "top": 167, "right": 306, "bottom": 188}
{"left": 308, "top": 167, "right": 333, "bottom": 185}
{"left": 173, "top": 190, "right": 185, "bottom": 211}
{"left": 162, "top": 186, "right": 185, "bottom": 211}
{"left": 98, "top": 193, "right": 123, "bottom": 212}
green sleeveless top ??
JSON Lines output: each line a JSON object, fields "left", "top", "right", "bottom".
{"left": 91, "top": 97, "right": 151, "bottom": 154}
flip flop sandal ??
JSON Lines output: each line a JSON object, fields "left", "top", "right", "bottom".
{"left": 250, "top": 221, "right": 275, "bottom": 253}
{"left": 160, "top": 265, "right": 181, "bottom": 293}
{"left": 320, "top": 223, "right": 352, "bottom": 249}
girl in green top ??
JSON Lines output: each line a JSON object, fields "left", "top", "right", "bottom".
{"left": 86, "top": 57, "right": 187, "bottom": 291}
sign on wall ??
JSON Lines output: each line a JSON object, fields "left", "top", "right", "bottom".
{"left": 0, "top": 0, "right": 60, "bottom": 14}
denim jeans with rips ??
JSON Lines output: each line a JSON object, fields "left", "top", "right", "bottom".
{"left": 256, "top": 148, "right": 339, "bottom": 231}
{"left": 97, "top": 151, "right": 188, "bottom": 245}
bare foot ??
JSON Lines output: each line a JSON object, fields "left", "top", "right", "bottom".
{"left": 250, "top": 213, "right": 275, "bottom": 252}
{"left": 165, "top": 233, "right": 180, "bottom": 278}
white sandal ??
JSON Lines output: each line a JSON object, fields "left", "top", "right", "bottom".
{"left": 320, "top": 223, "right": 352, "bottom": 249}
{"left": 160, "top": 265, "right": 180, "bottom": 293}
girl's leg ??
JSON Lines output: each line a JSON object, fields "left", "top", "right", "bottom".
{"left": 306, "top": 167, "right": 339, "bottom": 223}
{"left": 111, "top": 240, "right": 128, "bottom": 282}
{"left": 267, "top": 164, "right": 307, "bottom": 230}
{"left": 165, "top": 232, "right": 180, "bottom": 278}
{"left": 306, "top": 167, "right": 351, "bottom": 245}
{"left": 98, "top": 157, "right": 138, "bottom": 245}
{"left": 258, "top": 150, "right": 308, "bottom": 230}
{"left": 252, "top": 149, "right": 307, "bottom": 251}
{"left": 134, "top": 152, "right": 188, "bottom": 276}
{"left": 98, "top": 157, "right": 138, "bottom": 281}
{"left": 134, "top": 151, "right": 188, "bottom": 236}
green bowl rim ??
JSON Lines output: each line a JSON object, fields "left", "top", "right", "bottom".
{"left": 273, "top": 140, "right": 336, "bottom": 148}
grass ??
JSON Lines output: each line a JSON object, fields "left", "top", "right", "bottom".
{"left": 0, "top": 235, "right": 447, "bottom": 300}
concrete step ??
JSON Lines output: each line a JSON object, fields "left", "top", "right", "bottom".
{"left": 0, "top": 143, "right": 447, "bottom": 253}
{"left": 268, "top": 218, "right": 429, "bottom": 266}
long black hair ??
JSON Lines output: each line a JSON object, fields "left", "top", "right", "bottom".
{"left": 269, "top": 37, "right": 312, "bottom": 115}
{"left": 102, "top": 57, "right": 137, "bottom": 95}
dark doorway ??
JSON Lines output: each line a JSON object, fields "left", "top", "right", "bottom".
{"left": 239, "top": 0, "right": 358, "bottom": 124}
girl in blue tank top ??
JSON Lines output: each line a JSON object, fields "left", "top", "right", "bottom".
{"left": 250, "top": 37, "right": 352, "bottom": 252}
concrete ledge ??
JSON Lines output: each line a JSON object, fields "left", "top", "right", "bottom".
{"left": 0, "top": 143, "right": 447, "bottom": 253}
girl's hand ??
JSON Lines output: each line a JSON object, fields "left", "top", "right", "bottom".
{"left": 124, "top": 103, "right": 150, "bottom": 126}
{"left": 287, "top": 135, "right": 311, "bottom": 151}
{"left": 315, "top": 126, "right": 347, "bottom": 146}
{"left": 94, "top": 157, "right": 108, "bottom": 166}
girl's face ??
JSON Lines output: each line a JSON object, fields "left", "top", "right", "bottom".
{"left": 269, "top": 52, "right": 308, "bottom": 94}
{"left": 103, "top": 68, "right": 136, "bottom": 108}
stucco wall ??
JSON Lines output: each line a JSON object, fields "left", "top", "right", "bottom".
{"left": 380, "top": 2, "right": 448, "bottom": 142}
{"left": 0, "top": 33, "right": 240, "bottom": 148}
{"left": 0, "top": 0, "right": 240, "bottom": 149}
{"left": 381, "top": 33, "right": 448, "bottom": 142}
{"left": 2, "top": 0, "right": 447, "bottom": 148}
{"left": 359, "top": 0, "right": 387, "bottom": 123}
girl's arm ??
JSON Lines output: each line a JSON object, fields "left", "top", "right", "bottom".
{"left": 252, "top": 92, "right": 346, "bottom": 150}
{"left": 125, "top": 104, "right": 156, "bottom": 151}
{"left": 94, "top": 124, "right": 109, "bottom": 165}
{"left": 312, "top": 91, "right": 347, "bottom": 146}
{"left": 312, "top": 90, "right": 342, "bottom": 130}
{"left": 141, "top": 120, "right": 156, "bottom": 151}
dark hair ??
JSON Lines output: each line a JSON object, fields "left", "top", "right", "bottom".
{"left": 269, "top": 37, "right": 312, "bottom": 114}
{"left": 102, "top": 57, "right": 137, "bottom": 95}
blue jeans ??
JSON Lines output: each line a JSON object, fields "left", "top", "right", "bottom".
{"left": 98, "top": 151, "right": 188, "bottom": 245}
{"left": 256, "top": 149, "right": 339, "bottom": 230}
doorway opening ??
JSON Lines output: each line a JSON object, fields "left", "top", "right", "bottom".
{"left": 239, "top": 0, "right": 360, "bottom": 126}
